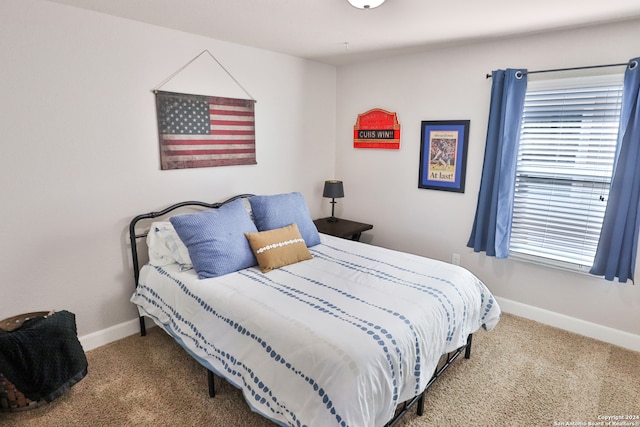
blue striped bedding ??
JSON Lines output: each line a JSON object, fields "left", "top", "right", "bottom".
{"left": 131, "top": 234, "right": 501, "bottom": 427}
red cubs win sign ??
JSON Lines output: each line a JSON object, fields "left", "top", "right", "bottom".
{"left": 353, "top": 108, "right": 401, "bottom": 149}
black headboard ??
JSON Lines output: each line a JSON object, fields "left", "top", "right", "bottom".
{"left": 128, "top": 194, "right": 254, "bottom": 291}
{"left": 128, "top": 194, "right": 254, "bottom": 336}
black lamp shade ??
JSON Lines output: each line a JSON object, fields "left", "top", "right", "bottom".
{"left": 323, "top": 180, "right": 344, "bottom": 199}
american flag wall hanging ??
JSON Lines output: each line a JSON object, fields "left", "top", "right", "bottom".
{"left": 155, "top": 90, "right": 257, "bottom": 169}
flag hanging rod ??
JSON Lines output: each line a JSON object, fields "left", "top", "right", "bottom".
{"left": 485, "top": 61, "right": 628, "bottom": 79}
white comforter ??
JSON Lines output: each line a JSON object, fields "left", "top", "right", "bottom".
{"left": 131, "top": 234, "right": 501, "bottom": 427}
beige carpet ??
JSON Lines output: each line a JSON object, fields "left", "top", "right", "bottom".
{"left": 2, "top": 313, "right": 639, "bottom": 427}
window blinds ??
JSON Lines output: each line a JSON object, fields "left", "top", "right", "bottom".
{"left": 510, "top": 75, "right": 623, "bottom": 270}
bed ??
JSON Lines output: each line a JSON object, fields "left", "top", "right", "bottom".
{"left": 128, "top": 193, "right": 501, "bottom": 427}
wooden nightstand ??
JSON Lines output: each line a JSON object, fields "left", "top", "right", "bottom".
{"left": 313, "top": 218, "right": 373, "bottom": 241}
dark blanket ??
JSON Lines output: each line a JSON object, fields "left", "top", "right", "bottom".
{"left": 0, "top": 310, "right": 88, "bottom": 402}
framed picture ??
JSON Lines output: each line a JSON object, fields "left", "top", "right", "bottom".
{"left": 418, "top": 120, "right": 470, "bottom": 193}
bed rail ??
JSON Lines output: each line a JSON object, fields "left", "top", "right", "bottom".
{"left": 385, "top": 333, "right": 473, "bottom": 427}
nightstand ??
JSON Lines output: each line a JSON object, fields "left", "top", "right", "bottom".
{"left": 313, "top": 218, "right": 373, "bottom": 242}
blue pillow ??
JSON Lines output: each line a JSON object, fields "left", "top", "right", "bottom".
{"left": 249, "top": 192, "right": 321, "bottom": 247}
{"left": 169, "top": 198, "right": 258, "bottom": 279}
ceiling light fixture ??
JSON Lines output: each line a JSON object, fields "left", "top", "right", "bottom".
{"left": 347, "top": 0, "right": 386, "bottom": 9}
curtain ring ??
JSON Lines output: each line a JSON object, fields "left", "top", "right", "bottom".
{"left": 515, "top": 70, "right": 524, "bottom": 79}
{"left": 630, "top": 60, "right": 638, "bottom": 70}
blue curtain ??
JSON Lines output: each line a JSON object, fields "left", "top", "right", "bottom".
{"left": 590, "top": 58, "right": 640, "bottom": 283}
{"left": 467, "top": 69, "right": 528, "bottom": 258}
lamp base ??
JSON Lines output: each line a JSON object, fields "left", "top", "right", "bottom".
{"left": 327, "top": 198, "right": 339, "bottom": 223}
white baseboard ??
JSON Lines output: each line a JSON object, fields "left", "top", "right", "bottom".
{"left": 79, "top": 317, "right": 153, "bottom": 352}
{"left": 79, "top": 301, "right": 640, "bottom": 354}
{"left": 496, "top": 297, "right": 640, "bottom": 352}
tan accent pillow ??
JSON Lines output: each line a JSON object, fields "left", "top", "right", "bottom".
{"left": 245, "top": 223, "right": 312, "bottom": 273}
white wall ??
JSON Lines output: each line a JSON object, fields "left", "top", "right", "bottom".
{"left": 0, "top": 0, "right": 336, "bottom": 337}
{"left": 2, "top": 0, "right": 638, "bottom": 351}
{"left": 336, "top": 20, "right": 640, "bottom": 343}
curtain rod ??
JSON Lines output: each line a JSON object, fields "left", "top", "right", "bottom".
{"left": 485, "top": 62, "right": 628, "bottom": 79}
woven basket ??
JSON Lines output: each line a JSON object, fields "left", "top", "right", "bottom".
{"left": 0, "top": 311, "right": 51, "bottom": 412}
{"left": 0, "top": 375, "right": 46, "bottom": 412}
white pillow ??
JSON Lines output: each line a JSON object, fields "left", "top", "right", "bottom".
{"left": 146, "top": 221, "right": 193, "bottom": 270}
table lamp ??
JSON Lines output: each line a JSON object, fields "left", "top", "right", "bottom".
{"left": 323, "top": 180, "right": 344, "bottom": 222}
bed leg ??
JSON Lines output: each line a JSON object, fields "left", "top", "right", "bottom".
{"left": 416, "top": 391, "right": 425, "bottom": 416}
{"left": 464, "top": 334, "right": 473, "bottom": 359}
{"left": 208, "top": 370, "right": 216, "bottom": 397}
{"left": 139, "top": 316, "right": 147, "bottom": 337}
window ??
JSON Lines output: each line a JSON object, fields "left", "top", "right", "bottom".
{"left": 509, "top": 74, "right": 624, "bottom": 272}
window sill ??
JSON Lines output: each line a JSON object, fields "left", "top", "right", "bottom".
{"left": 508, "top": 251, "right": 594, "bottom": 276}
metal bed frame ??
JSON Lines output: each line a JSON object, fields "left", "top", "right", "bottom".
{"left": 128, "top": 195, "right": 474, "bottom": 427}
